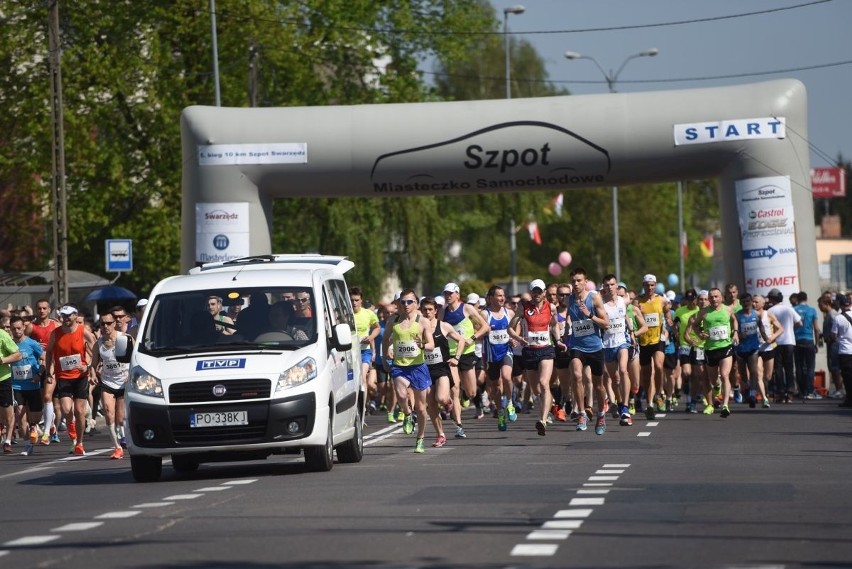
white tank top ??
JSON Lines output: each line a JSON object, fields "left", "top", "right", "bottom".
{"left": 98, "top": 337, "right": 129, "bottom": 389}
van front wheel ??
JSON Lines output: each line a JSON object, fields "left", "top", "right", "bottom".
{"left": 336, "top": 411, "right": 363, "bottom": 463}
{"left": 304, "top": 416, "right": 334, "bottom": 472}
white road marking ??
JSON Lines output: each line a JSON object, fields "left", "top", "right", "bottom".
{"left": 583, "top": 483, "right": 613, "bottom": 487}
{"left": 569, "top": 497, "right": 605, "bottom": 506}
{"left": 511, "top": 544, "right": 558, "bottom": 556}
{"left": 4, "top": 535, "right": 61, "bottom": 546}
{"left": 655, "top": 413, "right": 667, "bottom": 418}
{"left": 222, "top": 479, "right": 257, "bottom": 485}
{"left": 542, "top": 520, "right": 584, "bottom": 530}
{"left": 595, "top": 469, "right": 625, "bottom": 474}
{"left": 133, "top": 502, "right": 176, "bottom": 508}
{"left": 647, "top": 421, "right": 660, "bottom": 427}
{"left": 589, "top": 475, "right": 618, "bottom": 481}
{"left": 527, "top": 530, "right": 571, "bottom": 540}
{"left": 577, "top": 489, "right": 610, "bottom": 495}
{"left": 95, "top": 511, "right": 141, "bottom": 519}
{"left": 637, "top": 432, "right": 652, "bottom": 437}
{"left": 195, "top": 487, "right": 230, "bottom": 492}
{"left": 554, "top": 509, "right": 593, "bottom": 518}
{"left": 52, "top": 522, "right": 104, "bottom": 532}
{"left": 603, "top": 463, "right": 630, "bottom": 468}
{"left": 163, "top": 494, "right": 202, "bottom": 500}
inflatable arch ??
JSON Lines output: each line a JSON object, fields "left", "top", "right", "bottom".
{"left": 181, "top": 79, "right": 816, "bottom": 298}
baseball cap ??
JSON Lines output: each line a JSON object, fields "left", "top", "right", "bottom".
{"left": 529, "top": 279, "right": 546, "bottom": 292}
{"left": 58, "top": 305, "right": 78, "bottom": 316}
{"left": 698, "top": 289, "right": 709, "bottom": 298}
{"left": 443, "top": 282, "right": 460, "bottom": 294}
{"left": 434, "top": 295, "right": 446, "bottom": 306}
{"left": 643, "top": 274, "right": 657, "bottom": 284}
{"left": 466, "top": 293, "right": 480, "bottom": 305}
{"left": 136, "top": 298, "right": 148, "bottom": 308}
{"left": 837, "top": 293, "right": 851, "bottom": 308}
{"left": 683, "top": 289, "right": 697, "bottom": 301}
{"left": 665, "top": 290, "right": 676, "bottom": 301}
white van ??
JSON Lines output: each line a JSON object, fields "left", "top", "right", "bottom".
{"left": 124, "top": 254, "right": 364, "bottom": 482}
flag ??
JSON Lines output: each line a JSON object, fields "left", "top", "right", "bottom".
{"left": 543, "top": 193, "right": 564, "bottom": 217}
{"left": 700, "top": 234, "right": 714, "bottom": 257}
{"left": 681, "top": 231, "right": 688, "bottom": 259}
{"left": 527, "top": 221, "right": 542, "bottom": 245}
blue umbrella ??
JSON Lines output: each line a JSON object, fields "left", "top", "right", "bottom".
{"left": 84, "top": 285, "right": 137, "bottom": 303}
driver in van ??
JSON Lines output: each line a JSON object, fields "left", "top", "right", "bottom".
{"left": 207, "top": 296, "right": 234, "bottom": 335}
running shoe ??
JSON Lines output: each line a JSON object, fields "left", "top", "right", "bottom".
{"left": 762, "top": 400, "right": 771, "bottom": 409}
{"left": 644, "top": 406, "right": 656, "bottom": 420}
{"left": 396, "top": 409, "right": 405, "bottom": 421}
{"left": 720, "top": 405, "right": 731, "bottom": 418}
{"left": 749, "top": 396, "right": 757, "bottom": 409}
{"left": 368, "top": 400, "right": 377, "bottom": 414}
{"left": 610, "top": 401, "right": 620, "bottom": 419}
{"left": 506, "top": 402, "right": 517, "bottom": 422}
{"left": 432, "top": 434, "right": 447, "bottom": 448}
{"left": 120, "top": 436, "right": 127, "bottom": 449}
{"left": 628, "top": 399, "right": 636, "bottom": 416}
{"left": 402, "top": 414, "right": 414, "bottom": 435}
{"left": 734, "top": 389, "right": 743, "bottom": 403}
{"left": 2, "top": 443, "right": 11, "bottom": 454}
{"left": 712, "top": 383, "right": 722, "bottom": 398}
{"left": 414, "top": 438, "right": 425, "bottom": 454}
{"left": 73, "top": 443, "right": 85, "bottom": 456}
{"left": 546, "top": 413, "right": 554, "bottom": 425}
{"left": 67, "top": 420, "right": 77, "bottom": 441}
{"left": 461, "top": 395, "right": 471, "bottom": 408}
{"left": 665, "top": 399, "right": 673, "bottom": 412}
{"left": 619, "top": 413, "right": 633, "bottom": 426}
{"left": 455, "top": 424, "right": 466, "bottom": 438}
{"left": 595, "top": 415, "right": 606, "bottom": 435}
{"left": 671, "top": 396, "right": 679, "bottom": 408}
{"left": 40, "top": 433, "right": 51, "bottom": 446}
{"left": 497, "top": 409, "right": 507, "bottom": 431}
{"left": 576, "top": 414, "right": 588, "bottom": 432}
{"left": 687, "top": 401, "right": 697, "bottom": 414}
{"left": 387, "top": 412, "right": 396, "bottom": 424}
{"left": 656, "top": 397, "right": 666, "bottom": 412}
{"left": 555, "top": 406, "right": 568, "bottom": 422}
{"left": 110, "top": 447, "right": 124, "bottom": 459}
{"left": 535, "top": 420, "right": 546, "bottom": 436}
{"left": 50, "top": 432, "right": 60, "bottom": 444}
{"left": 702, "top": 404, "right": 715, "bottom": 415}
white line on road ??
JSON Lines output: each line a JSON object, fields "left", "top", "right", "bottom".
{"left": 52, "top": 522, "right": 104, "bottom": 532}
{"left": 222, "top": 479, "right": 258, "bottom": 485}
{"left": 554, "top": 509, "right": 593, "bottom": 518}
{"left": 4, "top": 535, "right": 61, "bottom": 546}
{"left": 527, "top": 530, "right": 571, "bottom": 540}
{"left": 569, "top": 497, "right": 605, "bottom": 506}
{"left": 95, "top": 511, "right": 141, "bottom": 519}
{"left": 133, "top": 502, "right": 175, "bottom": 508}
{"left": 542, "top": 520, "right": 584, "bottom": 530}
{"left": 511, "top": 544, "right": 558, "bottom": 556}
{"left": 637, "top": 432, "right": 652, "bottom": 437}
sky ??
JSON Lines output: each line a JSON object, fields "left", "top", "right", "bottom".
{"left": 489, "top": 0, "right": 851, "bottom": 168}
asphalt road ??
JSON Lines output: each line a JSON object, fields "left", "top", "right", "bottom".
{"left": 1, "top": 398, "right": 850, "bottom": 569}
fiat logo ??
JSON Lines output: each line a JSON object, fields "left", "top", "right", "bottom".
{"left": 212, "top": 384, "right": 227, "bottom": 397}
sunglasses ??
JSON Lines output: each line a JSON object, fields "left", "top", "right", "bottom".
{"left": 400, "top": 299, "right": 416, "bottom": 306}
{"left": 296, "top": 298, "right": 310, "bottom": 303}
{"left": 101, "top": 320, "right": 116, "bottom": 326}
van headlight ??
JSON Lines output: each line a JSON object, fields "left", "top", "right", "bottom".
{"left": 277, "top": 357, "right": 317, "bottom": 392}
{"left": 129, "top": 366, "right": 164, "bottom": 397}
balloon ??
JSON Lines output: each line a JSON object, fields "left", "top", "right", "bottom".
{"left": 548, "top": 262, "right": 562, "bottom": 276}
{"left": 655, "top": 283, "right": 666, "bottom": 295}
{"left": 585, "top": 281, "right": 596, "bottom": 292}
{"left": 558, "top": 251, "right": 572, "bottom": 267}
{"left": 668, "top": 273, "right": 679, "bottom": 286}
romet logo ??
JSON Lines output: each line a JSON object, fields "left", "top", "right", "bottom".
{"left": 370, "top": 121, "right": 611, "bottom": 194}
{"left": 196, "top": 358, "right": 247, "bottom": 371}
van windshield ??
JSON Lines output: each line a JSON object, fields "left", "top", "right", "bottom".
{"left": 138, "top": 287, "right": 316, "bottom": 354}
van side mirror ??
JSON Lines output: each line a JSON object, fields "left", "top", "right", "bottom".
{"left": 114, "top": 334, "right": 134, "bottom": 363}
{"left": 332, "top": 323, "right": 353, "bottom": 350}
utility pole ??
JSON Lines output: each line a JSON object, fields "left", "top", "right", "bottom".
{"left": 248, "top": 42, "right": 259, "bottom": 107}
{"left": 48, "top": 0, "right": 69, "bottom": 305}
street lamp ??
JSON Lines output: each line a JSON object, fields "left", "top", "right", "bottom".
{"left": 504, "top": 5, "right": 524, "bottom": 294}
{"left": 564, "top": 48, "right": 659, "bottom": 280}
{"left": 503, "top": 5, "right": 525, "bottom": 99}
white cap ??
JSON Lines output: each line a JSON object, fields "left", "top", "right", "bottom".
{"left": 643, "top": 274, "right": 657, "bottom": 284}
{"left": 665, "top": 290, "right": 676, "bottom": 301}
{"left": 529, "top": 279, "right": 546, "bottom": 291}
{"left": 136, "top": 298, "right": 148, "bottom": 308}
{"left": 698, "top": 289, "right": 709, "bottom": 298}
{"left": 478, "top": 298, "right": 486, "bottom": 307}
{"left": 443, "top": 282, "right": 460, "bottom": 294}
{"left": 434, "top": 295, "right": 445, "bottom": 306}
{"left": 58, "top": 305, "right": 78, "bottom": 316}
{"left": 466, "top": 293, "right": 480, "bottom": 305}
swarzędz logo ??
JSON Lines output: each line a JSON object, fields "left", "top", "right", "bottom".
{"left": 196, "top": 358, "right": 246, "bottom": 371}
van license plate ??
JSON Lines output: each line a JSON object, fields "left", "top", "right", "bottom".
{"left": 190, "top": 411, "right": 248, "bottom": 428}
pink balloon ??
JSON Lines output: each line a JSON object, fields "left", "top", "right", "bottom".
{"left": 548, "top": 262, "right": 562, "bottom": 276}
{"left": 585, "top": 280, "right": 596, "bottom": 292}
{"left": 558, "top": 251, "right": 572, "bottom": 267}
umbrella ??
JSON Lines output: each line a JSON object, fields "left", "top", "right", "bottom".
{"left": 84, "top": 285, "right": 137, "bottom": 304}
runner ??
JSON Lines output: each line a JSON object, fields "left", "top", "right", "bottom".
{"left": 0, "top": 321, "right": 23, "bottom": 453}
{"left": 508, "top": 279, "right": 560, "bottom": 436}
{"left": 673, "top": 290, "right": 700, "bottom": 412}
{"left": 481, "top": 285, "right": 517, "bottom": 430}
{"left": 441, "top": 282, "right": 490, "bottom": 438}
{"left": 45, "top": 305, "right": 96, "bottom": 455}
{"left": 29, "top": 299, "right": 60, "bottom": 444}
{"left": 420, "top": 298, "right": 467, "bottom": 446}
{"left": 89, "top": 311, "right": 133, "bottom": 458}
{"left": 636, "top": 274, "right": 670, "bottom": 419}
{"left": 735, "top": 293, "right": 766, "bottom": 408}
{"left": 350, "top": 287, "right": 380, "bottom": 414}
{"left": 9, "top": 316, "right": 43, "bottom": 455}
{"left": 689, "top": 288, "right": 739, "bottom": 417}
{"left": 566, "top": 268, "right": 609, "bottom": 434}
{"left": 382, "top": 290, "right": 435, "bottom": 453}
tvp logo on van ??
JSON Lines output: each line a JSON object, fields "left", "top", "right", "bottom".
{"left": 197, "top": 358, "right": 247, "bottom": 371}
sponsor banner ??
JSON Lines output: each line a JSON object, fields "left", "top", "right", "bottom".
{"left": 744, "top": 265, "right": 800, "bottom": 300}
{"left": 673, "top": 117, "right": 785, "bottom": 146}
{"left": 198, "top": 143, "right": 307, "bottom": 166}
{"left": 195, "top": 203, "right": 250, "bottom": 263}
{"left": 811, "top": 167, "right": 846, "bottom": 198}
{"left": 735, "top": 176, "right": 799, "bottom": 291}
